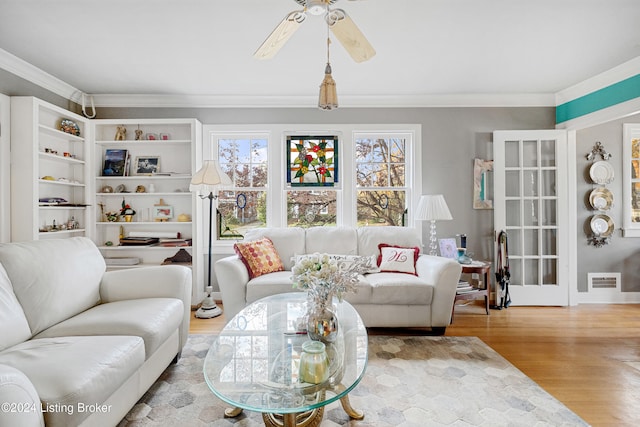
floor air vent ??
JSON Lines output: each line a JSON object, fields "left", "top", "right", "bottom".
{"left": 587, "top": 273, "right": 620, "bottom": 291}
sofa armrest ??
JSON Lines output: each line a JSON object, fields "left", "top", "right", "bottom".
{"left": 99, "top": 265, "right": 192, "bottom": 350}
{"left": 215, "top": 255, "right": 250, "bottom": 322}
{"left": 416, "top": 255, "right": 462, "bottom": 327}
{"left": 0, "top": 364, "right": 44, "bottom": 427}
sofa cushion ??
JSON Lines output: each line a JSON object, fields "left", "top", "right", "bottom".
{"left": 246, "top": 271, "right": 300, "bottom": 304}
{"left": 0, "top": 237, "right": 105, "bottom": 336}
{"left": 305, "top": 226, "right": 358, "bottom": 255}
{"left": 0, "top": 335, "right": 144, "bottom": 427}
{"left": 365, "top": 272, "right": 434, "bottom": 305}
{"left": 244, "top": 227, "right": 305, "bottom": 270}
{"left": 357, "top": 226, "right": 422, "bottom": 258}
{"left": 34, "top": 298, "right": 183, "bottom": 358}
{"left": 0, "top": 263, "right": 31, "bottom": 351}
{"left": 377, "top": 244, "right": 420, "bottom": 275}
{"left": 234, "top": 237, "right": 285, "bottom": 279}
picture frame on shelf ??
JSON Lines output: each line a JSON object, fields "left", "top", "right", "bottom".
{"left": 438, "top": 238, "right": 458, "bottom": 259}
{"left": 153, "top": 205, "right": 173, "bottom": 221}
{"left": 135, "top": 156, "right": 160, "bottom": 175}
{"left": 103, "top": 149, "right": 128, "bottom": 176}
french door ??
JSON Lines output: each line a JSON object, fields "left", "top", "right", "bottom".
{"left": 493, "top": 130, "right": 569, "bottom": 306}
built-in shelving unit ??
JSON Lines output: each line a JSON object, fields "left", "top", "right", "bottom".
{"left": 10, "top": 97, "right": 91, "bottom": 241}
{"left": 92, "top": 119, "right": 203, "bottom": 301}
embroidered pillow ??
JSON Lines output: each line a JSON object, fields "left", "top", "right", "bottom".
{"left": 377, "top": 243, "right": 420, "bottom": 275}
{"left": 234, "top": 237, "right": 284, "bottom": 279}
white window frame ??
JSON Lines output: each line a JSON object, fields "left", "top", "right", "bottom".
{"left": 203, "top": 124, "right": 421, "bottom": 252}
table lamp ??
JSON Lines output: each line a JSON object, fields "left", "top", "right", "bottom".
{"left": 415, "top": 194, "right": 453, "bottom": 256}
{"left": 190, "top": 160, "right": 232, "bottom": 318}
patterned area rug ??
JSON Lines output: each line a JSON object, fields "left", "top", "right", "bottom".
{"left": 119, "top": 335, "right": 589, "bottom": 427}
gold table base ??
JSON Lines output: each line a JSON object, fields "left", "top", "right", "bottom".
{"left": 225, "top": 389, "right": 364, "bottom": 427}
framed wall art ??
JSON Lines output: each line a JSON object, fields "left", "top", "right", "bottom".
{"left": 286, "top": 135, "right": 338, "bottom": 187}
{"left": 473, "top": 158, "right": 493, "bottom": 209}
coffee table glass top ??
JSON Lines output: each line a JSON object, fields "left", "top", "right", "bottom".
{"left": 203, "top": 292, "right": 368, "bottom": 414}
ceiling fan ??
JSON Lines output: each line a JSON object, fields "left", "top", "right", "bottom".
{"left": 254, "top": 0, "right": 376, "bottom": 63}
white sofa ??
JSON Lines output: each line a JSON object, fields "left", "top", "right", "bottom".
{"left": 216, "top": 226, "right": 462, "bottom": 333}
{"left": 0, "top": 237, "right": 192, "bottom": 427}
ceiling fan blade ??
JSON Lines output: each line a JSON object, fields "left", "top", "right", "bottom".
{"left": 328, "top": 9, "right": 375, "bottom": 63}
{"left": 254, "top": 10, "right": 305, "bottom": 60}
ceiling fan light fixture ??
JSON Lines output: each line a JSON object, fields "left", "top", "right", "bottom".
{"left": 306, "top": 0, "right": 327, "bottom": 16}
{"left": 318, "top": 62, "right": 338, "bottom": 110}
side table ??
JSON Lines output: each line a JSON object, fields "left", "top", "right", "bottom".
{"left": 452, "top": 261, "right": 491, "bottom": 321}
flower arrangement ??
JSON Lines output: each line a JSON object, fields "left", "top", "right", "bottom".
{"left": 292, "top": 253, "right": 371, "bottom": 307}
{"left": 120, "top": 199, "right": 135, "bottom": 216}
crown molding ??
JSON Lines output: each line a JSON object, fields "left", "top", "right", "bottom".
{"left": 555, "top": 56, "right": 640, "bottom": 105}
{"left": 90, "top": 93, "right": 556, "bottom": 109}
{"left": 0, "top": 48, "right": 83, "bottom": 103}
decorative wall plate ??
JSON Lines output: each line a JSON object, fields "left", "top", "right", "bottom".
{"left": 589, "top": 187, "right": 613, "bottom": 211}
{"left": 589, "top": 161, "right": 614, "bottom": 184}
{"left": 590, "top": 214, "right": 614, "bottom": 237}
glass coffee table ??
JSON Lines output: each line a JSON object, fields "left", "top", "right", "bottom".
{"left": 203, "top": 292, "right": 368, "bottom": 427}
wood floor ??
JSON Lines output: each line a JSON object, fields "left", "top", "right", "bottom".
{"left": 189, "top": 301, "right": 640, "bottom": 427}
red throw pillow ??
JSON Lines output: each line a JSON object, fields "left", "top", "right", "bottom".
{"left": 377, "top": 243, "right": 420, "bottom": 275}
{"left": 234, "top": 237, "right": 284, "bottom": 279}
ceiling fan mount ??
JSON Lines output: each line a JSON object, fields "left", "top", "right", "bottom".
{"left": 254, "top": 0, "right": 375, "bottom": 63}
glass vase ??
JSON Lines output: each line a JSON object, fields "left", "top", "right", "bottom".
{"left": 299, "top": 340, "right": 330, "bottom": 384}
{"left": 306, "top": 302, "right": 338, "bottom": 344}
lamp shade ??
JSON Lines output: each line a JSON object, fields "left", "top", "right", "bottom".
{"left": 415, "top": 194, "right": 453, "bottom": 221}
{"left": 189, "top": 160, "right": 232, "bottom": 194}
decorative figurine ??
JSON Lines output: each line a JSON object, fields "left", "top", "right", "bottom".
{"left": 135, "top": 129, "right": 144, "bottom": 141}
{"left": 114, "top": 125, "right": 127, "bottom": 141}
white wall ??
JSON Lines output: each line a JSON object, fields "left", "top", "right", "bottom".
{"left": 0, "top": 93, "right": 10, "bottom": 242}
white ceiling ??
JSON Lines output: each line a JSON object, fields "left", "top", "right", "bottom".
{"left": 1, "top": 0, "right": 639, "bottom": 107}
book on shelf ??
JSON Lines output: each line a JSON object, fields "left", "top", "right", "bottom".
{"left": 119, "top": 236, "right": 159, "bottom": 246}
{"left": 158, "top": 238, "right": 192, "bottom": 247}
{"left": 103, "top": 149, "right": 128, "bottom": 176}
{"left": 128, "top": 231, "right": 181, "bottom": 238}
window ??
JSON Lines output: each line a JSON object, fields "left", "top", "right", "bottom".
{"left": 355, "top": 134, "right": 409, "bottom": 226}
{"left": 215, "top": 135, "right": 268, "bottom": 239}
{"left": 204, "top": 125, "right": 420, "bottom": 245}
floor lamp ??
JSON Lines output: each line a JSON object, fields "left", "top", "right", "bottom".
{"left": 190, "top": 160, "right": 232, "bottom": 319}
{"left": 415, "top": 194, "right": 453, "bottom": 256}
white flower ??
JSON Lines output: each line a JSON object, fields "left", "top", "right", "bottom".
{"left": 291, "top": 252, "right": 372, "bottom": 306}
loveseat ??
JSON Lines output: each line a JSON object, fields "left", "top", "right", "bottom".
{"left": 216, "top": 226, "right": 462, "bottom": 332}
{"left": 0, "top": 237, "right": 192, "bottom": 427}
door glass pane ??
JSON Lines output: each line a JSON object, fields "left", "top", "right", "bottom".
{"left": 541, "top": 170, "right": 556, "bottom": 196}
{"left": 505, "top": 141, "right": 520, "bottom": 167}
{"left": 524, "top": 259, "right": 539, "bottom": 285}
{"left": 509, "top": 259, "right": 521, "bottom": 286}
{"left": 542, "top": 259, "right": 557, "bottom": 285}
{"left": 507, "top": 229, "right": 521, "bottom": 255}
{"left": 523, "top": 229, "right": 539, "bottom": 255}
{"left": 523, "top": 170, "right": 538, "bottom": 197}
{"left": 633, "top": 182, "right": 640, "bottom": 223}
{"left": 523, "top": 200, "right": 538, "bottom": 226}
{"left": 541, "top": 200, "right": 556, "bottom": 226}
{"left": 505, "top": 171, "right": 520, "bottom": 197}
{"left": 523, "top": 140, "right": 538, "bottom": 167}
{"left": 540, "top": 139, "right": 556, "bottom": 167}
{"left": 541, "top": 229, "right": 557, "bottom": 255}
{"left": 506, "top": 201, "right": 521, "bottom": 226}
